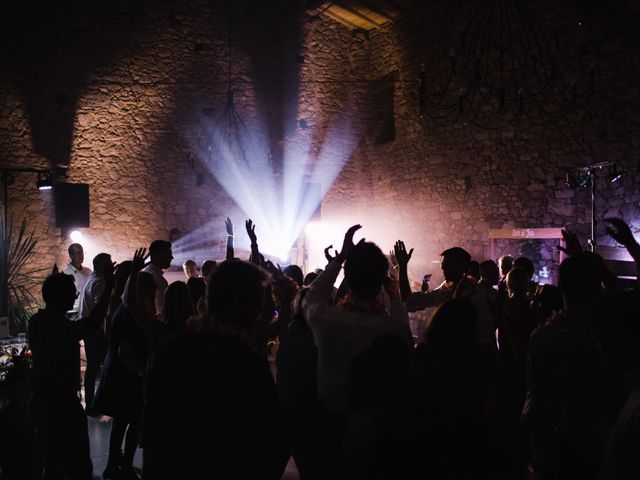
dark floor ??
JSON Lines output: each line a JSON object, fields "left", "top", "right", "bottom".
{"left": 86, "top": 414, "right": 300, "bottom": 479}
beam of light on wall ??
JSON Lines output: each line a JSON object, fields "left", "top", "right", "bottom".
{"left": 182, "top": 112, "right": 358, "bottom": 264}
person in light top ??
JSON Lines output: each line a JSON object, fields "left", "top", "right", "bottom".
{"left": 63, "top": 243, "right": 92, "bottom": 310}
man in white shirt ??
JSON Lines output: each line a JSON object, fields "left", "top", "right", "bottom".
{"left": 141, "top": 240, "right": 172, "bottom": 315}
{"left": 78, "top": 253, "right": 112, "bottom": 414}
{"left": 303, "top": 225, "right": 412, "bottom": 412}
{"left": 398, "top": 245, "right": 496, "bottom": 350}
{"left": 63, "top": 243, "right": 92, "bottom": 310}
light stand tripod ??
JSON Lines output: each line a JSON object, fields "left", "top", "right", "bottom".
{"left": 566, "top": 161, "right": 622, "bottom": 252}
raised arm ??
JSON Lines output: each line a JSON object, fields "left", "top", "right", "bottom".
{"left": 304, "top": 225, "right": 362, "bottom": 318}
{"left": 324, "top": 244, "right": 337, "bottom": 267}
{"left": 606, "top": 217, "right": 640, "bottom": 278}
{"left": 557, "top": 228, "right": 584, "bottom": 257}
{"left": 394, "top": 240, "right": 413, "bottom": 302}
{"left": 225, "top": 216, "right": 235, "bottom": 261}
{"left": 559, "top": 227, "right": 618, "bottom": 288}
{"left": 246, "top": 219, "right": 261, "bottom": 265}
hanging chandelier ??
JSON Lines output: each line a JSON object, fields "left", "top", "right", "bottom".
{"left": 211, "top": 1, "right": 270, "bottom": 173}
{"left": 418, "top": 0, "right": 594, "bottom": 129}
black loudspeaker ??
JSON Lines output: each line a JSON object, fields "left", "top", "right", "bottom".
{"left": 54, "top": 183, "right": 90, "bottom": 228}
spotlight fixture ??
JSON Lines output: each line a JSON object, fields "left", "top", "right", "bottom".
{"left": 36, "top": 171, "right": 53, "bottom": 190}
{"left": 607, "top": 167, "right": 623, "bottom": 184}
{"left": 565, "top": 171, "right": 591, "bottom": 189}
{"left": 70, "top": 230, "right": 83, "bottom": 242}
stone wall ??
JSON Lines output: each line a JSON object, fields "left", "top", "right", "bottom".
{"left": 321, "top": 0, "right": 640, "bottom": 285}
{"left": 0, "top": 0, "right": 638, "bottom": 297}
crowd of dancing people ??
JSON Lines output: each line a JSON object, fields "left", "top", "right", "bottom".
{"left": 17, "top": 216, "right": 640, "bottom": 479}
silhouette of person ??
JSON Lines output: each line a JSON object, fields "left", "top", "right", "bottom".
{"left": 29, "top": 269, "right": 113, "bottom": 479}
{"left": 78, "top": 253, "right": 112, "bottom": 415}
{"left": 144, "top": 260, "right": 287, "bottom": 479}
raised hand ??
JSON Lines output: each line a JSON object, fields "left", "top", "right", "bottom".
{"left": 263, "top": 260, "right": 282, "bottom": 277}
{"left": 335, "top": 224, "right": 362, "bottom": 262}
{"left": 558, "top": 229, "right": 583, "bottom": 257}
{"left": 324, "top": 245, "right": 337, "bottom": 265}
{"left": 605, "top": 218, "right": 637, "bottom": 247}
{"left": 394, "top": 240, "right": 414, "bottom": 269}
{"left": 225, "top": 217, "right": 234, "bottom": 237}
{"left": 132, "top": 248, "right": 148, "bottom": 272}
{"left": 389, "top": 250, "right": 398, "bottom": 269}
{"left": 245, "top": 219, "right": 257, "bottom": 244}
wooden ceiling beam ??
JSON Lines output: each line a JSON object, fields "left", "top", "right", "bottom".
{"left": 306, "top": 0, "right": 411, "bottom": 31}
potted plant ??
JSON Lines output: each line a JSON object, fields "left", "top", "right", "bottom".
{"left": 0, "top": 217, "right": 46, "bottom": 337}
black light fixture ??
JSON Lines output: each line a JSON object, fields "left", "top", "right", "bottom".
{"left": 1, "top": 167, "right": 56, "bottom": 229}
{"left": 607, "top": 166, "right": 623, "bottom": 184}
{"left": 419, "top": 0, "right": 594, "bottom": 128}
{"left": 36, "top": 171, "right": 53, "bottom": 190}
{"left": 209, "top": 0, "right": 268, "bottom": 172}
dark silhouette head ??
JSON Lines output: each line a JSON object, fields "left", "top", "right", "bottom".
{"left": 92, "top": 253, "right": 112, "bottom": 274}
{"left": 558, "top": 253, "right": 604, "bottom": 308}
{"left": 479, "top": 260, "right": 500, "bottom": 286}
{"left": 42, "top": 273, "right": 77, "bottom": 313}
{"left": 149, "top": 240, "right": 173, "bottom": 269}
{"left": 468, "top": 260, "right": 480, "bottom": 280}
{"left": 283, "top": 264, "right": 304, "bottom": 288}
{"left": 440, "top": 247, "right": 471, "bottom": 283}
{"left": 207, "top": 260, "right": 268, "bottom": 332}
{"left": 513, "top": 256, "right": 534, "bottom": 280}
{"left": 303, "top": 272, "right": 318, "bottom": 286}
{"left": 164, "top": 281, "right": 195, "bottom": 333}
{"left": 344, "top": 241, "right": 388, "bottom": 300}
{"left": 187, "top": 276, "right": 206, "bottom": 307}
{"left": 498, "top": 255, "right": 513, "bottom": 278}
{"left": 506, "top": 267, "right": 529, "bottom": 297}
{"left": 201, "top": 260, "right": 217, "bottom": 282}
{"left": 111, "top": 260, "right": 133, "bottom": 310}
{"left": 114, "top": 261, "right": 133, "bottom": 286}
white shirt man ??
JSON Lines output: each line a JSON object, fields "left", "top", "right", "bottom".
{"left": 303, "top": 251, "right": 412, "bottom": 411}
{"left": 63, "top": 243, "right": 92, "bottom": 310}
